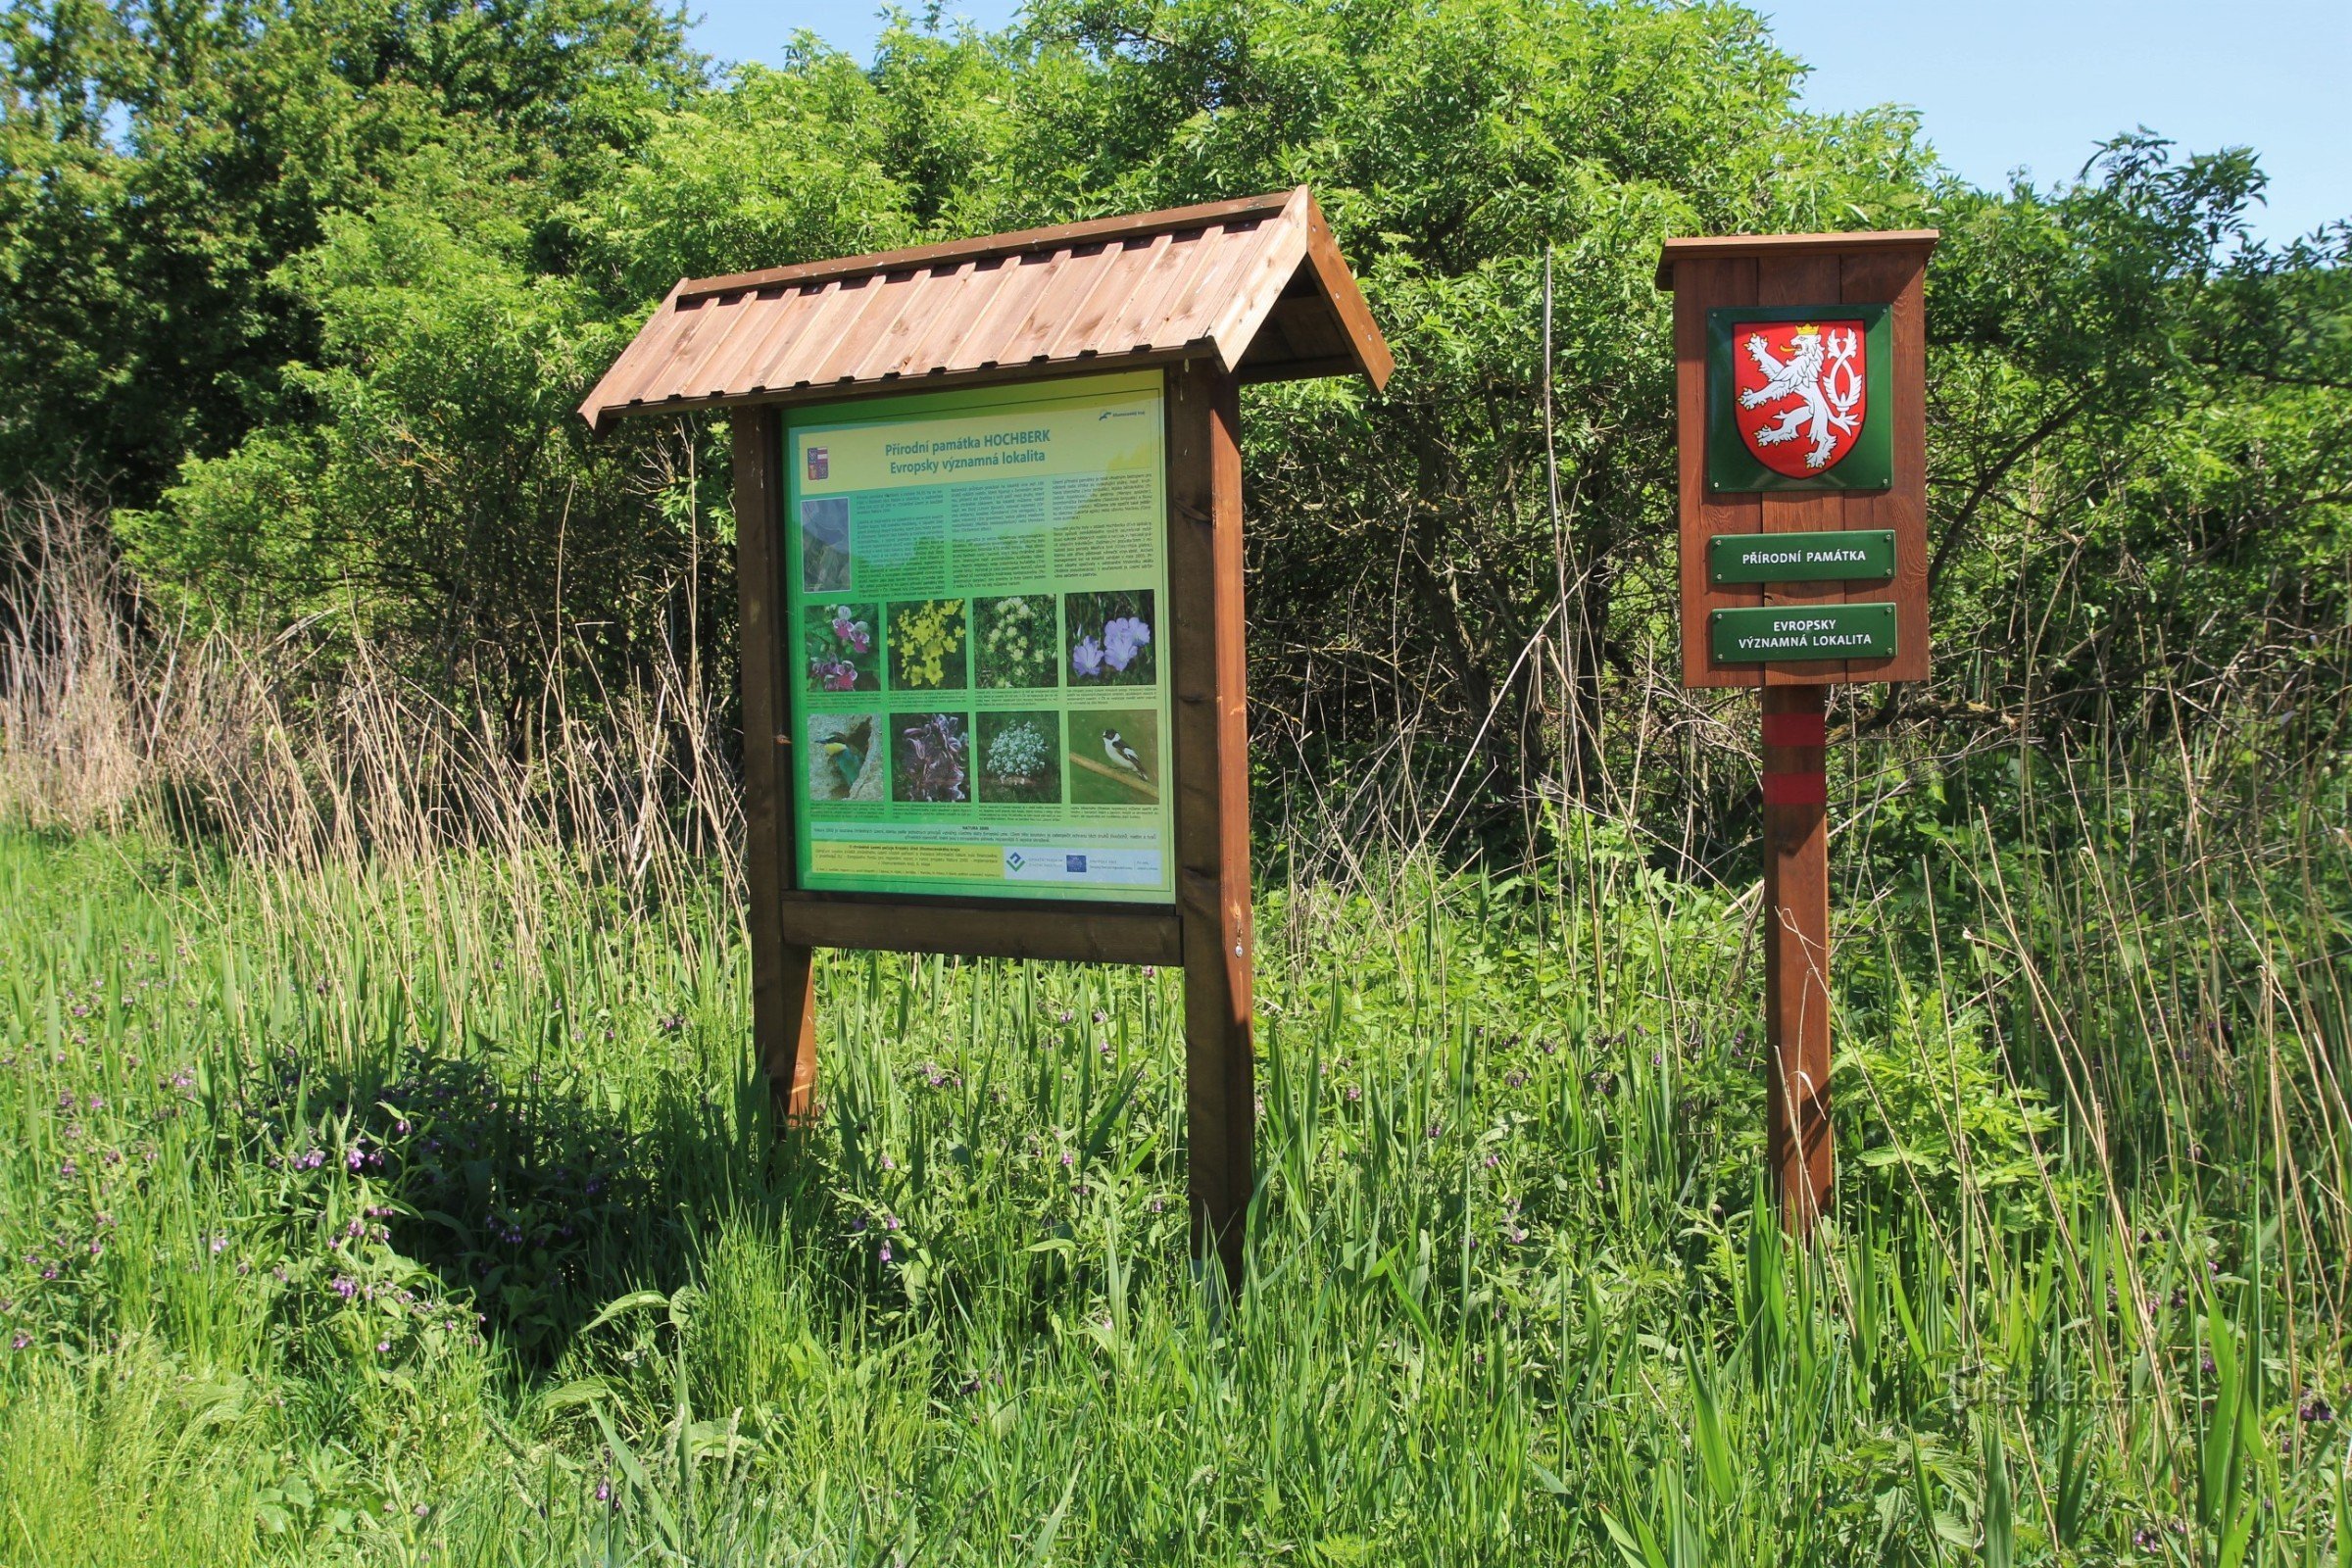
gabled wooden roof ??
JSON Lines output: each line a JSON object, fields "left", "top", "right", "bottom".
{"left": 580, "top": 186, "right": 1392, "bottom": 430}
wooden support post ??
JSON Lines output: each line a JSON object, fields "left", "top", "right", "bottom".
{"left": 1760, "top": 684, "right": 1831, "bottom": 1234}
{"left": 732, "top": 407, "right": 820, "bottom": 1131}
{"left": 1166, "top": 362, "right": 1255, "bottom": 1296}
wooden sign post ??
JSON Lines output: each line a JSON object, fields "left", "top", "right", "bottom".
{"left": 582, "top": 190, "right": 1391, "bottom": 1292}
{"left": 1657, "top": 230, "right": 1936, "bottom": 1236}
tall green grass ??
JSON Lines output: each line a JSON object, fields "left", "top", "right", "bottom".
{"left": 2, "top": 711, "right": 2346, "bottom": 1563}
{"left": 3, "top": 498, "right": 2347, "bottom": 1562}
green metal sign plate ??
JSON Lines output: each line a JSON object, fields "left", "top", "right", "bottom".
{"left": 1708, "top": 529, "right": 1894, "bottom": 584}
{"left": 1711, "top": 603, "right": 1897, "bottom": 662}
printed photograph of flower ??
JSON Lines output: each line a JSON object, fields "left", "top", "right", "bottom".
{"left": 888, "top": 599, "right": 967, "bottom": 690}
{"left": 804, "top": 603, "right": 879, "bottom": 692}
{"left": 891, "top": 711, "right": 968, "bottom": 803}
{"left": 807, "top": 713, "right": 882, "bottom": 802}
{"left": 973, "top": 595, "right": 1058, "bottom": 689}
{"left": 801, "top": 498, "right": 852, "bottom": 592}
{"left": 976, "top": 710, "right": 1061, "bottom": 804}
{"left": 1069, "top": 707, "right": 1159, "bottom": 806}
{"left": 1063, "top": 590, "right": 1155, "bottom": 687}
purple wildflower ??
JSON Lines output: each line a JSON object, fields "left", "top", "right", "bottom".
{"left": 1101, "top": 615, "right": 1151, "bottom": 671}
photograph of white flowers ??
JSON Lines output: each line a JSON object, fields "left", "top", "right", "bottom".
{"left": 976, "top": 710, "right": 1061, "bottom": 804}
{"left": 1063, "top": 589, "right": 1154, "bottom": 687}
{"left": 972, "top": 594, "right": 1058, "bottom": 688}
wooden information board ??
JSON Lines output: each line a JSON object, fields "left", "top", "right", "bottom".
{"left": 583, "top": 190, "right": 1393, "bottom": 1291}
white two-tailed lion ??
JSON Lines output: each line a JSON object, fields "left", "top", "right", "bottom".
{"left": 1739, "top": 324, "right": 1861, "bottom": 470}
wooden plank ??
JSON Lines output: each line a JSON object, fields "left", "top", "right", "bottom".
{"left": 991, "top": 244, "right": 1112, "bottom": 368}
{"left": 869, "top": 260, "right": 991, "bottom": 381}
{"left": 1167, "top": 360, "right": 1255, "bottom": 1297}
{"left": 843, "top": 262, "right": 974, "bottom": 385}
{"left": 732, "top": 408, "right": 820, "bottom": 1129}
{"left": 1758, "top": 253, "right": 1850, "bottom": 688}
{"left": 679, "top": 189, "right": 1301, "bottom": 300}
{"left": 609, "top": 286, "right": 738, "bottom": 420}
{"left": 771, "top": 896, "right": 1183, "bottom": 966}
{"left": 1095, "top": 229, "right": 1200, "bottom": 354}
{"left": 1657, "top": 229, "right": 1940, "bottom": 289}
{"left": 1760, "top": 683, "right": 1832, "bottom": 1235}
{"left": 1200, "top": 187, "right": 1317, "bottom": 376}
{"left": 1839, "top": 245, "right": 1933, "bottom": 682}
{"left": 1677, "top": 256, "right": 1760, "bottom": 687}
{"left": 952, "top": 247, "right": 1078, "bottom": 370}
{"left": 1298, "top": 190, "right": 1396, "bottom": 389}
{"left": 578, "top": 279, "right": 687, "bottom": 427}
{"left": 795, "top": 272, "right": 916, "bottom": 389}
{"left": 1037, "top": 235, "right": 1174, "bottom": 364}
{"left": 725, "top": 286, "right": 830, "bottom": 397}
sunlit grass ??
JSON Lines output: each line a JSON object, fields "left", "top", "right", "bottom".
{"left": 2, "top": 751, "right": 2346, "bottom": 1563}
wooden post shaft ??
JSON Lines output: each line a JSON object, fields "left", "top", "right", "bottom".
{"left": 1167, "top": 363, "right": 1255, "bottom": 1297}
{"left": 733, "top": 407, "right": 820, "bottom": 1131}
{"left": 1761, "top": 684, "right": 1831, "bottom": 1234}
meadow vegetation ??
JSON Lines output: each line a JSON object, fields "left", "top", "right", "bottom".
{"left": 2, "top": 506, "right": 2349, "bottom": 1563}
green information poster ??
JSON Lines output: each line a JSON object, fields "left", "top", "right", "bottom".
{"left": 782, "top": 369, "right": 1175, "bottom": 905}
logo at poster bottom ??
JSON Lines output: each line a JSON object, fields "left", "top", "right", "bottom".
{"left": 1731, "top": 319, "right": 1868, "bottom": 478}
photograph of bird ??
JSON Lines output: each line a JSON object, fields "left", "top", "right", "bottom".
{"left": 818, "top": 717, "right": 872, "bottom": 796}
{"left": 1102, "top": 727, "right": 1152, "bottom": 787}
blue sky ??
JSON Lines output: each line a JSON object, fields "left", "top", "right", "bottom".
{"left": 686, "top": 0, "right": 2346, "bottom": 245}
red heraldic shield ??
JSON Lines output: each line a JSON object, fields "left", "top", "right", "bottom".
{"left": 1730, "top": 319, "right": 1869, "bottom": 478}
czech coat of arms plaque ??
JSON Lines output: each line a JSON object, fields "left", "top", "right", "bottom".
{"left": 1706, "top": 304, "right": 1891, "bottom": 491}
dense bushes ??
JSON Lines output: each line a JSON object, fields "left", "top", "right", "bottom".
{"left": 9, "top": 0, "right": 2343, "bottom": 851}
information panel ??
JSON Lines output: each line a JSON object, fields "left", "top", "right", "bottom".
{"left": 783, "top": 371, "right": 1175, "bottom": 905}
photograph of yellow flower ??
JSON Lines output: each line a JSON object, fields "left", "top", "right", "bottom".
{"left": 888, "top": 599, "right": 967, "bottom": 690}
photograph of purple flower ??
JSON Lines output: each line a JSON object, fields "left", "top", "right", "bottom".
{"left": 891, "top": 712, "right": 969, "bottom": 804}
{"left": 1063, "top": 590, "right": 1155, "bottom": 686}
{"left": 804, "top": 603, "right": 879, "bottom": 692}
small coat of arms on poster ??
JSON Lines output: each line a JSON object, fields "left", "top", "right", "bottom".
{"left": 1706, "top": 304, "right": 1890, "bottom": 491}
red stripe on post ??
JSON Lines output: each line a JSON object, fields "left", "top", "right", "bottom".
{"left": 1761, "top": 770, "right": 1827, "bottom": 806}
{"left": 1761, "top": 710, "right": 1827, "bottom": 748}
